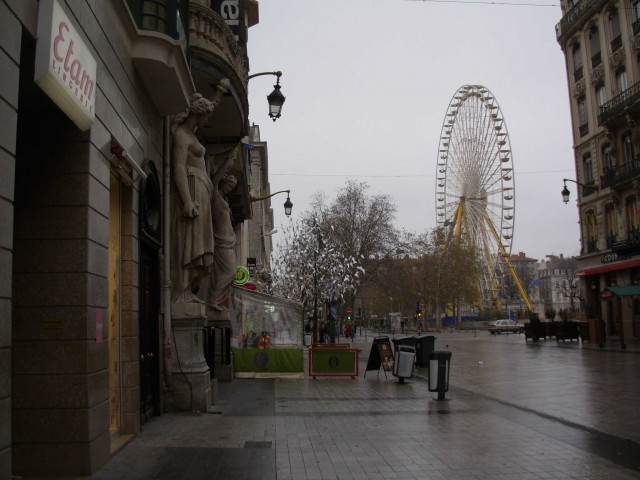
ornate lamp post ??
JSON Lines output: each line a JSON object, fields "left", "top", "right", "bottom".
{"left": 250, "top": 189, "right": 293, "bottom": 216}
{"left": 248, "top": 71, "right": 286, "bottom": 121}
{"left": 561, "top": 178, "right": 599, "bottom": 204}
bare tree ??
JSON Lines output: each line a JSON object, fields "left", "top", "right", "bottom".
{"left": 310, "top": 180, "right": 399, "bottom": 315}
{"left": 270, "top": 213, "right": 363, "bottom": 343}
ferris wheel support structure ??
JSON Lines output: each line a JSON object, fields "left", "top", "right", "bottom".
{"left": 436, "top": 84, "right": 532, "bottom": 313}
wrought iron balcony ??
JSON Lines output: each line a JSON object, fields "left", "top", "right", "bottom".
{"left": 558, "top": 0, "right": 598, "bottom": 39}
{"left": 600, "top": 161, "right": 640, "bottom": 188}
{"left": 598, "top": 81, "right": 640, "bottom": 125}
{"left": 610, "top": 227, "right": 640, "bottom": 253}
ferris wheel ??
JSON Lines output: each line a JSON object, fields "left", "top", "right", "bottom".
{"left": 435, "top": 84, "right": 526, "bottom": 309}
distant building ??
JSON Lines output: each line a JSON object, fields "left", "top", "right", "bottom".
{"left": 503, "top": 252, "right": 541, "bottom": 318}
{"left": 537, "top": 255, "right": 579, "bottom": 318}
{"left": 556, "top": 0, "right": 640, "bottom": 337}
{"left": 244, "top": 124, "right": 277, "bottom": 290}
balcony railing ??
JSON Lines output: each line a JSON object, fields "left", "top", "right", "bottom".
{"left": 600, "top": 161, "right": 640, "bottom": 188}
{"left": 598, "top": 80, "right": 640, "bottom": 125}
{"left": 591, "top": 51, "right": 602, "bottom": 68}
{"left": 559, "top": 0, "right": 598, "bottom": 37}
{"left": 586, "top": 238, "right": 599, "bottom": 253}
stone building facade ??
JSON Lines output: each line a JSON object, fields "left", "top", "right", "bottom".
{"left": 556, "top": 0, "right": 640, "bottom": 338}
{"left": 0, "top": 0, "right": 262, "bottom": 476}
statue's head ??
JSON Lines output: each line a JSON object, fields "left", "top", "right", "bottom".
{"left": 220, "top": 174, "right": 237, "bottom": 194}
{"left": 188, "top": 93, "right": 214, "bottom": 117}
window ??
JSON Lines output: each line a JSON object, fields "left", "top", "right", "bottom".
{"left": 623, "top": 131, "right": 634, "bottom": 165}
{"left": 583, "top": 153, "right": 594, "bottom": 183}
{"left": 596, "top": 84, "right": 607, "bottom": 107}
{"left": 578, "top": 96, "right": 588, "bottom": 136}
{"left": 585, "top": 210, "right": 598, "bottom": 252}
{"left": 605, "top": 204, "right": 617, "bottom": 247}
{"left": 573, "top": 44, "right": 583, "bottom": 81}
{"left": 602, "top": 143, "right": 614, "bottom": 171}
{"left": 627, "top": 196, "right": 639, "bottom": 230}
{"left": 590, "top": 27, "right": 602, "bottom": 67}
{"left": 617, "top": 69, "right": 628, "bottom": 94}
{"left": 633, "top": 0, "right": 640, "bottom": 34}
{"left": 610, "top": 9, "right": 622, "bottom": 50}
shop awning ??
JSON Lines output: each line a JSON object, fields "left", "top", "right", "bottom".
{"left": 576, "top": 260, "right": 640, "bottom": 276}
{"left": 600, "top": 286, "right": 640, "bottom": 300}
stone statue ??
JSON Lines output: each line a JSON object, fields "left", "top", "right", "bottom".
{"left": 207, "top": 150, "right": 238, "bottom": 314}
{"left": 170, "top": 81, "right": 229, "bottom": 304}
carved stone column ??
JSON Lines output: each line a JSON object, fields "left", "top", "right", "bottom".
{"left": 170, "top": 302, "right": 212, "bottom": 412}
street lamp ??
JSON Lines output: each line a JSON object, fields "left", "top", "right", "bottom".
{"left": 247, "top": 71, "right": 286, "bottom": 121}
{"left": 251, "top": 189, "right": 293, "bottom": 216}
{"left": 561, "top": 178, "right": 599, "bottom": 204}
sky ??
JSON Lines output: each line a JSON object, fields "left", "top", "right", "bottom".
{"left": 246, "top": 0, "right": 579, "bottom": 262}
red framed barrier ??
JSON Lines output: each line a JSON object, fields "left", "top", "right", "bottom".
{"left": 308, "top": 345, "right": 359, "bottom": 378}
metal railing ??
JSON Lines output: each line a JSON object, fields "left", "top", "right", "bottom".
{"left": 598, "top": 80, "right": 640, "bottom": 125}
{"left": 600, "top": 161, "right": 640, "bottom": 188}
{"left": 559, "top": 0, "right": 598, "bottom": 36}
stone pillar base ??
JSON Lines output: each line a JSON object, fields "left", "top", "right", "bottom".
{"left": 171, "top": 302, "right": 211, "bottom": 412}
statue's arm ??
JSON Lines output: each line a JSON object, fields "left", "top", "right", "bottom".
{"left": 211, "top": 148, "right": 236, "bottom": 189}
{"left": 172, "top": 129, "right": 198, "bottom": 217}
{"left": 210, "top": 78, "right": 230, "bottom": 110}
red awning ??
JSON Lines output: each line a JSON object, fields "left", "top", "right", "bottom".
{"left": 576, "top": 259, "right": 640, "bottom": 276}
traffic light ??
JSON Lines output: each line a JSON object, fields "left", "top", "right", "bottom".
{"left": 347, "top": 314, "right": 352, "bottom": 321}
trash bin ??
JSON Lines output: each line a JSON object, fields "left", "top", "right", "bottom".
{"left": 392, "top": 336, "right": 416, "bottom": 352}
{"left": 392, "top": 345, "right": 416, "bottom": 383}
{"left": 413, "top": 335, "right": 436, "bottom": 368}
{"left": 304, "top": 333, "right": 312, "bottom": 347}
{"left": 428, "top": 350, "right": 452, "bottom": 400}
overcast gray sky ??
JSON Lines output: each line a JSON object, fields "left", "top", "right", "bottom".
{"left": 247, "top": 0, "right": 578, "bottom": 261}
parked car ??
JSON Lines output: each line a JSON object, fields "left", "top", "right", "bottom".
{"left": 488, "top": 319, "right": 524, "bottom": 334}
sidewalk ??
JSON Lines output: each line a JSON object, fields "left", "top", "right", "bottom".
{"left": 89, "top": 331, "right": 640, "bottom": 480}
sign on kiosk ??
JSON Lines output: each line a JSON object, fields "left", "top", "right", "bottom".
{"left": 34, "top": 0, "right": 97, "bottom": 131}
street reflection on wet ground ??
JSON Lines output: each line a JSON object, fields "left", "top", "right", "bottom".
{"left": 92, "top": 331, "right": 640, "bottom": 479}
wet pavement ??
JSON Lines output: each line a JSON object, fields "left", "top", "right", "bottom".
{"left": 90, "top": 331, "right": 640, "bottom": 479}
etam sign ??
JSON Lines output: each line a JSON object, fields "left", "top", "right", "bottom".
{"left": 35, "top": 0, "right": 97, "bottom": 131}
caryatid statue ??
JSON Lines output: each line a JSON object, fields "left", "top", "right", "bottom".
{"left": 207, "top": 149, "right": 238, "bottom": 316}
{"left": 170, "top": 80, "right": 229, "bottom": 304}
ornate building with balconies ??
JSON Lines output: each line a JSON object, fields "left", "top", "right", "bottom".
{"left": 556, "top": 0, "right": 640, "bottom": 341}
{"left": 0, "top": 0, "right": 262, "bottom": 476}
